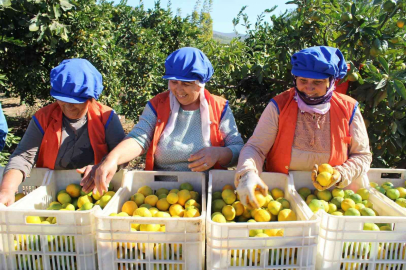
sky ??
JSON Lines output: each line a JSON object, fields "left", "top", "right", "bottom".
{"left": 122, "top": 0, "right": 294, "bottom": 34}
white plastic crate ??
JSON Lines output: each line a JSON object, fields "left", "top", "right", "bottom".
{"left": 0, "top": 167, "right": 51, "bottom": 270}
{"left": 0, "top": 166, "right": 51, "bottom": 197}
{"left": 290, "top": 171, "right": 406, "bottom": 270}
{"left": 96, "top": 170, "right": 206, "bottom": 270}
{"left": 206, "top": 170, "right": 319, "bottom": 270}
{"left": 0, "top": 169, "right": 125, "bottom": 270}
{"left": 367, "top": 168, "right": 406, "bottom": 216}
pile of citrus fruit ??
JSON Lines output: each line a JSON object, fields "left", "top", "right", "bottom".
{"left": 109, "top": 183, "right": 201, "bottom": 233}
{"left": 370, "top": 181, "right": 406, "bottom": 208}
{"left": 299, "top": 186, "right": 395, "bottom": 232}
{"left": 300, "top": 186, "right": 376, "bottom": 216}
{"left": 210, "top": 184, "right": 299, "bottom": 266}
{"left": 211, "top": 184, "right": 297, "bottom": 235}
{"left": 26, "top": 183, "right": 115, "bottom": 225}
{"left": 314, "top": 164, "right": 339, "bottom": 187}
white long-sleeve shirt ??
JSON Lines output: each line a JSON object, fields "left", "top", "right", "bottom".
{"left": 236, "top": 101, "right": 372, "bottom": 188}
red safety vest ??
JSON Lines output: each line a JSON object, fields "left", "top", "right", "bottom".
{"left": 34, "top": 99, "right": 114, "bottom": 169}
{"left": 145, "top": 89, "right": 227, "bottom": 171}
{"left": 266, "top": 88, "right": 358, "bottom": 174}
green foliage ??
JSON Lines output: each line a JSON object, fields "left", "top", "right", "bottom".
{"left": 1, "top": 0, "right": 405, "bottom": 168}
{"left": 225, "top": 0, "right": 406, "bottom": 167}
{"left": 199, "top": 11, "right": 213, "bottom": 41}
{"left": 1, "top": 0, "right": 201, "bottom": 119}
{"left": 0, "top": 74, "right": 6, "bottom": 87}
{"left": 0, "top": 129, "right": 21, "bottom": 166}
{"left": 198, "top": 0, "right": 213, "bottom": 40}
{"left": 0, "top": 0, "right": 75, "bottom": 103}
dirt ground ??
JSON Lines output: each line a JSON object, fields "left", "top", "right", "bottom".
{"left": 0, "top": 95, "right": 33, "bottom": 139}
{"left": 0, "top": 94, "right": 145, "bottom": 169}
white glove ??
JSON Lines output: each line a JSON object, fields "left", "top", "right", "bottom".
{"left": 235, "top": 171, "right": 268, "bottom": 209}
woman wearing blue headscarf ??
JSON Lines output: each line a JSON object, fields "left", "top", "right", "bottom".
{"left": 235, "top": 46, "right": 372, "bottom": 209}
{"left": 0, "top": 59, "right": 125, "bottom": 206}
{"left": 82, "top": 47, "right": 244, "bottom": 194}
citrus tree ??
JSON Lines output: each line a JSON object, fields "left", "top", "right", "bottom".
{"left": 0, "top": 0, "right": 74, "bottom": 103}
{"left": 0, "top": 0, "right": 201, "bottom": 119}
{"left": 1, "top": 0, "right": 406, "bottom": 168}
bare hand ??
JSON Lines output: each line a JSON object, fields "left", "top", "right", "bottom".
{"left": 0, "top": 189, "right": 16, "bottom": 206}
{"left": 188, "top": 147, "right": 220, "bottom": 172}
{"left": 78, "top": 165, "right": 98, "bottom": 194}
{"left": 93, "top": 158, "right": 118, "bottom": 195}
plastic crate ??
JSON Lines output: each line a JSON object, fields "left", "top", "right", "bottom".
{"left": 206, "top": 170, "right": 319, "bottom": 270}
{"left": 0, "top": 169, "right": 125, "bottom": 270}
{"left": 0, "top": 166, "right": 51, "bottom": 196}
{"left": 96, "top": 170, "right": 206, "bottom": 270}
{"left": 0, "top": 167, "right": 51, "bottom": 270}
{"left": 367, "top": 168, "right": 406, "bottom": 216}
{"left": 290, "top": 171, "right": 406, "bottom": 270}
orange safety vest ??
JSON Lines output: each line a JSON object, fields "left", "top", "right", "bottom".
{"left": 265, "top": 88, "right": 358, "bottom": 174}
{"left": 33, "top": 99, "right": 114, "bottom": 169}
{"left": 145, "top": 89, "right": 227, "bottom": 171}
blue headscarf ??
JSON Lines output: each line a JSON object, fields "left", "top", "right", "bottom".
{"left": 50, "top": 59, "right": 103, "bottom": 104}
{"left": 163, "top": 47, "right": 214, "bottom": 84}
{"left": 291, "top": 46, "right": 347, "bottom": 80}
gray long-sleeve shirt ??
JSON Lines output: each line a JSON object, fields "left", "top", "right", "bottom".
{"left": 4, "top": 112, "right": 125, "bottom": 177}
{"left": 127, "top": 103, "right": 244, "bottom": 171}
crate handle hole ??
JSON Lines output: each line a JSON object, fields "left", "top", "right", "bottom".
{"left": 380, "top": 173, "right": 402, "bottom": 179}
{"left": 154, "top": 175, "right": 179, "bottom": 182}
{"left": 366, "top": 223, "right": 394, "bottom": 231}
{"left": 26, "top": 216, "right": 57, "bottom": 224}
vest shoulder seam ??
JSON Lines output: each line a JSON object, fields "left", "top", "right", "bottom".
{"left": 32, "top": 115, "right": 45, "bottom": 135}
{"left": 349, "top": 101, "right": 358, "bottom": 125}
{"left": 270, "top": 99, "right": 280, "bottom": 115}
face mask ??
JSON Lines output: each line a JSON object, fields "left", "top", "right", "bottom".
{"left": 292, "top": 76, "right": 335, "bottom": 105}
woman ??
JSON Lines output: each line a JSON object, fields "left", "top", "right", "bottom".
{"left": 0, "top": 59, "right": 125, "bottom": 205}
{"left": 82, "top": 47, "right": 244, "bottom": 194}
{"left": 235, "top": 46, "right": 372, "bottom": 208}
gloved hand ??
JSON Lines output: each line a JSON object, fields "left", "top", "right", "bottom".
{"left": 235, "top": 171, "right": 268, "bottom": 209}
{"left": 311, "top": 164, "right": 341, "bottom": 191}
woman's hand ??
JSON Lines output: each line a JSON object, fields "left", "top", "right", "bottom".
{"left": 0, "top": 189, "right": 16, "bottom": 206}
{"left": 92, "top": 157, "right": 118, "bottom": 195}
{"left": 0, "top": 169, "right": 24, "bottom": 206}
{"left": 235, "top": 171, "right": 268, "bottom": 209}
{"left": 80, "top": 138, "right": 143, "bottom": 193}
{"left": 188, "top": 147, "right": 220, "bottom": 172}
{"left": 311, "top": 164, "right": 341, "bottom": 191}
{"left": 78, "top": 165, "right": 98, "bottom": 193}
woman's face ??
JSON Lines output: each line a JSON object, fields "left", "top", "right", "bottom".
{"left": 169, "top": 80, "right": 201, "bottom": 109}
{"left": 57, "top": 100, "right": 89, "bottom": 119}
{"left": 296, "top": 77, "right": 330, "bottom": 97}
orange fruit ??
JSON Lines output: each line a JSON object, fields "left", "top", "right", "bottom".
{"left": 66, "top": 184, "right": 81, "bottom": 198}
{"left": 222, "top": 184, "right": 235, "bottom": 191}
